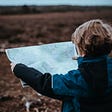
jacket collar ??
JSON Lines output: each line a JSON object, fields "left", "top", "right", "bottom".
{"left": 77, "top": 55, "right": 108, "bottom": 66}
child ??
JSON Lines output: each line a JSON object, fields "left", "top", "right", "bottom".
{"left": 11, "top": 19, "right": 112, "bottom": 112}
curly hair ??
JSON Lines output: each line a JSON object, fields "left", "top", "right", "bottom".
{"left": 72, "top": 19, "right": 112, "bottom": 56}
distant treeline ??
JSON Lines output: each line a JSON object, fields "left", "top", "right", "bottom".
{"left": 0, "top": 5, "right": 112, "bottom": 15}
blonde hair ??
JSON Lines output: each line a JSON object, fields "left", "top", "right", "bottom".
{"left": 72, "top": 19, "right": 112, "bottom": 56}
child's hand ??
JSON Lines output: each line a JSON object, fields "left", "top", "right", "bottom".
{"left": 72, "top": 56, "right": 78, "bottom": 60}
{"left": 109, "top": 51, "right": 112, "bottom": 58}
{"left": 10, "top": 63, "right": 16, "bottom": 72}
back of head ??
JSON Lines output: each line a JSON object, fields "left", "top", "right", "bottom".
{"left": 72, "top": 19, "right": 112, "bottom": 56}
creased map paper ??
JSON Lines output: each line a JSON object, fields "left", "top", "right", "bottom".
{"left": 5, "top": 41, "right": 78, "bottom": 87}
{"left": 6, "top": 41, "right": 78, "bottom": 74}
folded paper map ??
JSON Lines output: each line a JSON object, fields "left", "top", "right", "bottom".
{"left": 5, "top": 41, "right": 78, "bottom": 87}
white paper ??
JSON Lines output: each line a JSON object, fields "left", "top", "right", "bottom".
{"left": 5, "top": 41, "right": 78, "bottom": 87}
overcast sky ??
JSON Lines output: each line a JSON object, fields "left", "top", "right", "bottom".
{"left": 0, "top": 0, "right": 112, "bottom": 6}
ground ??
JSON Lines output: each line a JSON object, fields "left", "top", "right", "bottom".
{"left": 0, "top": 8, "right": 112, "bottom": 112}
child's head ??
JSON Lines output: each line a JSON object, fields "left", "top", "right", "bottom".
{"left": 72, "top": 19, "right": 112, "bottom": 57}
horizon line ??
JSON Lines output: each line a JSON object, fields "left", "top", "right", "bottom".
{"left": 0, "top": 4, "right": 112, "bottom": 7}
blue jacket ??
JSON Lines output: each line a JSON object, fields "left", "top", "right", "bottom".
{"left": 52, "top": 55, "right": 112, "bottom": 112}
{"left": 13, "top": 55, "right": 112, "bottom": 112}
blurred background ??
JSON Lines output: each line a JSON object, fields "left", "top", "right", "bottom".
{"left": 0, "top": 0, "right": 112, "bottom": 112}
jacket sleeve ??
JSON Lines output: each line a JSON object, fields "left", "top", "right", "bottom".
{"left": 13, "top": 63, "right": 73, "bottom": 100}
{"left": 52, "top": 70, "right": 87, "bottom": 96}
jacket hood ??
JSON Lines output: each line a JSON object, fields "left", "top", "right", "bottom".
{"left": 78, "top": 55, "right": 110, "bottom": 96}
